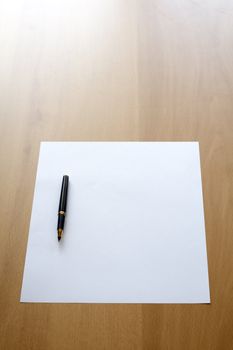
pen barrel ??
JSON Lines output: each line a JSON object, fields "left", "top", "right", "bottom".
{"left": 57, "top": 212, "right": 65, "bottom": 230}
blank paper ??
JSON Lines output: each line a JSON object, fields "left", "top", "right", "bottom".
{"left": 21, "top": 142, "right": 210, "bottom": 303}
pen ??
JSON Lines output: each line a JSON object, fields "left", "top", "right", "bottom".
{"left": 57, "top": 175, "right": 69, "bottom": 241}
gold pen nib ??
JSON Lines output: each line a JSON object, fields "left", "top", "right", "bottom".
{"left": 58, "top": 229, "right": 63, "bottom": 241}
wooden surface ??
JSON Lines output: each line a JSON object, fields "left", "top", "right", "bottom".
{"left": 0, "top": 1, "right": 233, "bottom": 349}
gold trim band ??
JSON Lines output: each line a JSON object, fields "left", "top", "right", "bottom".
{"left": 58, "top": 211, "right": 65, "bottom": 216}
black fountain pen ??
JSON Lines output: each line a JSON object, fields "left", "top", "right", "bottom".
{"left": 57, "top": 175, "right": 69, "bottom": 241}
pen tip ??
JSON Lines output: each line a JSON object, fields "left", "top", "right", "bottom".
{"left": 57, "top": 229, "right": 63, "bottom": 241}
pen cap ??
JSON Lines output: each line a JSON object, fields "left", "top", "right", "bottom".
{"left": 59, "top": 175, "right": 69, "bottom": 212}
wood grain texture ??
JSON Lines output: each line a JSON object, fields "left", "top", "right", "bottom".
{"left": 0, "top": 0, "right": 233, "bottom": 349}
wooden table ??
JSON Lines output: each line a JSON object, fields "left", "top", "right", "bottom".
{"left": 0, "top": 1, "right": 233, "bottom": 349}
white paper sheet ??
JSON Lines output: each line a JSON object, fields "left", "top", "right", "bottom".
{"left": 21, "top": 142, "right": 210, "bottom": 303}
